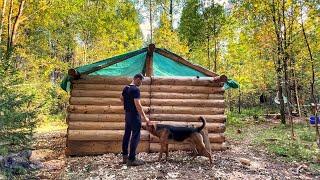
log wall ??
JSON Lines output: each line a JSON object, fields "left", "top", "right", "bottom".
{"left": 66, "top": 76, "right": 227, "bottom": 155}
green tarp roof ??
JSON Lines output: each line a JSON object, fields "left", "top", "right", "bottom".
{"left": 60, "top": 46, "right": 238, "bottom": 91}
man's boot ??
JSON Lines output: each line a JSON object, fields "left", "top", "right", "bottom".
{"left": 126, "top": 158, "right": 145, "bottom": 166}
{"left": 122, "top": 155, "right": 128, "bottom": 164}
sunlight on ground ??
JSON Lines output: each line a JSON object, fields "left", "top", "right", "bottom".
{"left": 35, "top": 120, "right": 67, "bottom": 133}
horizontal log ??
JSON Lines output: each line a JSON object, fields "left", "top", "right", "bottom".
{"left": 66, "top": 140, "right": 149, "bottom": 155}
{"left": 71, "top": 90, "right": 150, "bottom": 98}
{"left": 68, "top": 113, "right": 226, "bottom": 123}
{"left": 68, "top": 130, "right": 149, "bottom": 141}
{"left": 72, "top": 76, "right": 151, "bottom": 85}
{"left": 68, "top": 105, "right": 224, "bottom": 115}
{"left": 69, "top": 97, "right": 224, "bottom": 108}
{"left": 209, "top": 133, "right": 225, "bottom": 143}
{"left": 72, "top": 84, "right": 150, "bottom": 91}
{"left": 151, "top": 77, "right": 222, "bottom": 87}
{"left": 72, "top": 76, "right": 226, "bottom": 87}
{"left": 67, "top": 113, "right": 125, "bottom": 122}
{"left": 71, "top": 90, "right": 223, "bottom": 100}
{"left": 68, "top": 121, "right": 147, "bottom": 130}
{"left": 150, "top": 92, "right": 224, "bottom": 99}
{"left": 70, "top": 97, "right": 150, "bottom": 106}
{"left": 68, "top": 121, "right": 225, "bottom": 133}
{"left": 70, "top": 97, "right": 122, "bottom": 106}
{"left": 149, "top": 114, "right": 226, "bottom": 123}
{"left": 149, "top": 142, "right": 227, "bottom": 152}
{"left": 72, "top": 84, "right": 224, "bottom": 94}
{"left": 150, "top": 133, "right": 225, "bottom": 143}
{"left": 150, "top": 99, "right": 224, "bottom": 108}
{"left": 68, "top": 122, "right": 125, "bottom": 130}
{"left": 149, "top": 106, "right": 225, "bottom": 115}
{"left": 67, "top": 105, "right": 127, "bottom": 114}
{"left": 151, "top": 85, "right": 223, "bottom": 94}
{"left": 69, "top": 97, "right": 153, "bottom": 106}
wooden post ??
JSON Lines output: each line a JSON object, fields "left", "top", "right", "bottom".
{"left": 145, "top": 44, "right": 155, "bottom": 76}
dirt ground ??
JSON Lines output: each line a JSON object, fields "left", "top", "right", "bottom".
{"left": 27, "top": 126, "right": 320, "bottom": 180}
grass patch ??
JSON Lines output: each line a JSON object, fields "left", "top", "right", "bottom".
{"left": 252, "top": 124, "right": 319, "bottom": 169}
{"left": 226, "top": 108, "right": 319, "bottom": 171}
{"left": 225, "top": 107, "right": 265, "bottom": 141}
{"left": 36, "top": 114, "right": 67, "bottom": 133}
{"left": 226, "top": 107, "right": 265, "bottom": 127}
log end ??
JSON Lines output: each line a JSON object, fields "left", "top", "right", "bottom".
{"left": 212, "top": 75, "right": 228, "bottom": 83}
{"left": 68, "top": 69, "right": 80, "bottom": 80}
{"left": 65, "top": 147, "right": 71, "bottom": 157}
{"left": 148, "top": 44, "right": 156, "bottom": 54}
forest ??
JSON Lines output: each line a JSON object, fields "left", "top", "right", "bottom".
{"left": 0, "top": 0, "right": 319, "bottom": 179}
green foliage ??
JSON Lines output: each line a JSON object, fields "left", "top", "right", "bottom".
{"left": 154, "top": 13, "right": 189, "bottom": 57}
{"left": 0, "top": 59, "right": 36, "bottom": 155}
{"left": 179, "top": 0, "right": 205, "bottom": 46}
{"left": 0, "top": 0, "right": 144, "bottom": 158}
{"left": 179, "top": 0, "right": 226, "bottom": 69}
{"left": 222, "top": 0, "right": 319, "bottom": 110}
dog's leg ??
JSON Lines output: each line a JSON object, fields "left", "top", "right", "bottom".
{"left": 165, "top": 143, "right": 169, "bottom": 161}
{"left": 192, "top": 134, "right": 213, "bottom": 164}
{"left": 200, "top": 128, "right": 211, "bottom": 154}
{"left": 158, "top": 142, "right": 165, "bottom": 161}
{"left": 200, "top": 146, "right": 212, "bottom": 164}
{"left": 189, "top": 141, "right": 198, "bottom": 158}
{"left": 158, "top": 132, "right": 168, "bottom": 162}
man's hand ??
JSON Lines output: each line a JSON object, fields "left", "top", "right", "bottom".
{"left": 144, "top": 117, "right": 150, "bottom": 123}
{"left": 144, "top": 117, "right": 153, "bottom": 125}
{"left": 146, "top": 120, "right": 153, "bottom": 126}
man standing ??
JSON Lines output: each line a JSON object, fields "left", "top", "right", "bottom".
{"left": 120, "top": 73, "right": 150, "bottom": 166}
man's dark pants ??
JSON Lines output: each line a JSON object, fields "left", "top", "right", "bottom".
{"left": 122, "top": 111, "right": 141, "bottom": 161}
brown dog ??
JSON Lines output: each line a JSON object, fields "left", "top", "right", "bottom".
{"left": 142, "top": 116, "right": 212, "bottom": 164}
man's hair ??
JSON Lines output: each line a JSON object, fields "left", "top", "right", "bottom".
{"left": 134, "top": 73, "right": 144, "bottom": 80}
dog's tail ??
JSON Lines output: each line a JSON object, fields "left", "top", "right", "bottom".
{"left": 197, "top": 116, "right": 206, "bottom": 132}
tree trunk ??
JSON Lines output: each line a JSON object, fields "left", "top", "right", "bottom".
{"left": 238, "top": 87, "right": 241, "bottom": 114}
{"left": 281, "top": 0, "right": 294, "bottom": 137}
{"left": 214, "top": 37, "right": 218, "bottom": 72}
{"left": 207, "top": 35, "right": 210, "bottom": 68}
{"left": 276, "top": 70, "right": 286, "bottom": 124}
{"left": 169, "top": 0, "right": 173, "bottom": 28}
{"left": 6, "top": 0, "right": 13, "bottom": 57}
{"left": 0, "top": 0, "right": 7, "bottom": 44}
{"left": 287, "top": 2, "right": 301, "bottom": 117}
{"left": 284, "top": 54, "right": 294, "bottom": 138}
{"left": 10, "top": 0, "right": 25, "bottom": 47}
{"left": 271, "top": 0, "right": 286, "bottom": 124}
{"left": 149, "top": 0, "right": 153, "bottom": 43}
{"left": 300, "top": 3, "right": 319, "bottom": 144}
{"left": 291, "top": 55, "right": 301, "bottom": 117}
{"left": 213, "top": 1, "right": 217, "bottom": 72}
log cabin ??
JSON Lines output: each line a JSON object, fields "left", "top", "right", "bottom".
{"left": 61, "top": 44, "right": 233, "bottom": 156}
